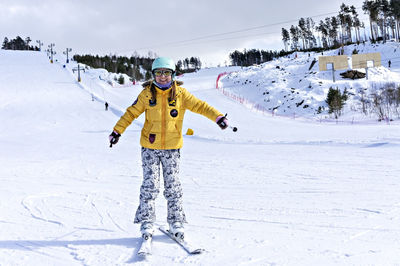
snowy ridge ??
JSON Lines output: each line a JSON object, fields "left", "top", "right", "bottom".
{"left": 219, "top": 41, "right": 400, "bottom": 123}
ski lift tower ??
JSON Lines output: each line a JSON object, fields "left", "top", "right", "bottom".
{"left": 36, "top": 40, "right": 43, "bottom": 51}
{"left": 72, "top": 64, "right": 85, "bottom": 82}
{"left": 63, "top": 48, "right": 72, "bottom": 64}
{"left": 48, "top": 43, "right": 56, "bottom": 63}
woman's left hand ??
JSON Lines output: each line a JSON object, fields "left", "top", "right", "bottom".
{"left": 216, "top": 116, "right": 228, "bottom": 130}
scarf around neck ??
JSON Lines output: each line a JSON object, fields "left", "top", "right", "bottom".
{"left": 154, "top": 81, "right": 172, "bottom": 90}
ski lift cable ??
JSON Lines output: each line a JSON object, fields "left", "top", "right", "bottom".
{"left": 117, "top": 6, "right": 366, "bottom": 54}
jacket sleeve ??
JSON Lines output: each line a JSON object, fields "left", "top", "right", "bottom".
{"left": 113, "top": 91, "right": 146, "bottom": 134}
{"left": 182, "top": 88, "right": 223, "bottom": 121}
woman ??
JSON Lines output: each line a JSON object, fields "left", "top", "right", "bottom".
{"left": 109, "top": 57, "right": 228, "bottom": 239}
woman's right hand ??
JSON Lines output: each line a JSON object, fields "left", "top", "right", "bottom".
{"left": 109, "top": 131, "right": 121, "bottom": 147}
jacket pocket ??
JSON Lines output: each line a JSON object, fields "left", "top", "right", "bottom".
{"left": 149, "top": 133, "right": 156, "bottom": 144}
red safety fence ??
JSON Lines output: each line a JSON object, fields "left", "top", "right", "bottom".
{"left": 216, "top": 71, "right": 280, "bottom": 117}
{"left": 216, "top": 72, "right": 230, "bottom": 89}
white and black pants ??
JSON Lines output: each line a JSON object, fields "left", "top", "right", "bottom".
{"left": 134, "top": 147, "right": 187, "bottom": 224}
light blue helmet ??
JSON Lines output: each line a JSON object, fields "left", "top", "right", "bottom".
{"left": 152, "top": 57, "right": 176, "bottom": 72}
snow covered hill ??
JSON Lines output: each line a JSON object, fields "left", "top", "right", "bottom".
{"left": 1, "top": 49, "right": 400, "bottom": 265}
{"left": 219, "top": 41, "right": 400, "bottom": 122}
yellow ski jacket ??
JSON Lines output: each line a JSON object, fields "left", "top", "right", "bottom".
{"left": 113, "top": 80, "right": 223, "bottom": 150}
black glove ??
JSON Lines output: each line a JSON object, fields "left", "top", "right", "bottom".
{"left": 216, "top": 114, "right": 228, "bottom": 130}
{"left": 109, "top": 131, "right": 121, "bottom": 147}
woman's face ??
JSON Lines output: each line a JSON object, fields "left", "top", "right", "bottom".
{"left": 154, "top": 68, "right": 172, "bottom": 85}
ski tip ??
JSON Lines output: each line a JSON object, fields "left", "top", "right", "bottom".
{"left": 137, "top": 252, "right": 151, "bottom": 259}
{"left": 191, "top": 248, "right": 205, "bottom": 255}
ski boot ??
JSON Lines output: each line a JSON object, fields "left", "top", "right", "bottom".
{"left": 169, "top": 221, "right": 184, "bottom": 240}
{"left": 140, "top": 222, "right": 154, "bottom": 240}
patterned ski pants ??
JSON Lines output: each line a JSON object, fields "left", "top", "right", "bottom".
{"left": 134, "top": 147, "right": 187, "bottom": 224}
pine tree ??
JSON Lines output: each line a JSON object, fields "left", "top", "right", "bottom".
{"left": 184, "top": 58, "right": 189, "bottom": 69}
{"left": 338, "top": 3, "right": 353, "bottom": 43}
{"left": 379, "top": 0, "right": 390, "bottom": 42}
{"left": 306, "top": 18, "right": 316, "bottom": 48}
{"left": 25, "top": 37, "right": 32, "bottom": 48}
{"left": 363, "top": 0, "right": 380, "bottom": 42}
{"left": 326, "top": 87, "right": 348, "bottom": 118}
{"left": 298, "top": 18, "right": 307, "bottom": 49}
{"left": 176, "top": 60, "right": 183, "bottom": 72}
{"left": 281, "top": 28, "right": 290, "bottom": 51}
{"left": 229, "top": 50, "right": 243, "bottom": 66}
{"left": 290, "top": 25, "right": 300, "bottom": 51}
{"left": 145, "top": 70, "right": 152, "bottom": 80}
{"left": 329, "top": 16, "right": 340, "bottom": 46}
{"left": 317, "top": 20, "right": 329, "bottom": 48}
{"left": 196, "top": 57, "right": 202, "bottom": 69}
{"left": 189, "top": 57, "right": 198, "bottom": 69}
{"left": 134, "top": 67, "right": 143, "bottom": 80}
{"left": 2, "top": 37, "right": 9, "bottom": 49}
{"left": 390, "top": 0, "right": 400, "bottom": 41}
{"left": 118, "top": 75, "right": 125, "bottom": 85}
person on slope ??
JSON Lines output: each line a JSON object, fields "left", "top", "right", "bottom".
{"left": 109, "top": 57, "right": 229, "bottom": 240}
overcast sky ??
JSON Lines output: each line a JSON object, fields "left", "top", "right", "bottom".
{"left": 1, "top": 0, "right": 368, "bottom": 66}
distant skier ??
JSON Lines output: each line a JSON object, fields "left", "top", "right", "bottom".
{"left": 388, "top": 60, "right": 391, "bottom": 68}
{"left": 109, "top": 57, "right": 229, "bottom": 240}
{"left": 105, "top": 102, "right": 109, "bottom": 111}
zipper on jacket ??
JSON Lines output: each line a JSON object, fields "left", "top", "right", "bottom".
{"left": 161, "top": 92, "right": 167, "bottom": 149}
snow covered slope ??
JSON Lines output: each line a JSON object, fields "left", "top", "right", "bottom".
{"left": 1, "top": 50, "right": 400, "bottom": 265}
{"left": 220, "top": 42, "right": 400, "bottom": 122}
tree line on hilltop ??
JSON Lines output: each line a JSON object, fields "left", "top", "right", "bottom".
{"left": 1, "top": 34, "right": 202, "bottom": 81}
{"left": 229, "top": 49, "right": 292, "bottom": 67}
{"left": 281, "top": 1, "right": 400, "bottom": 52}
{"left": 231, "top": 1, "right": 400, "bottom": 67}
{"left": 73, "top": 53, "right": 202, "bottom": 81}
{"left": 2, "top": 36, "right": 40, "bottom": 51}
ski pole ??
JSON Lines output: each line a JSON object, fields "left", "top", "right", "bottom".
{"left": 230, "top": 126, "right": 238, "bottom": 132}
{"left": 219, "top": 113, "right": 237, "bottom": 132}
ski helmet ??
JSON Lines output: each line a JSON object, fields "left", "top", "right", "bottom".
{"left": 151, "top": 57, "right": 176, "bottom": 72}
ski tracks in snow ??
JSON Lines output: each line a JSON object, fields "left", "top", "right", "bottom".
{"left": 21, "top": 194, "right": 65, "bottom": 227}
{"left": 345, "top": 202, "right": 400, "bottom": 242}
{"left": 16, "top": 191, "right": 134, "bottom": 264}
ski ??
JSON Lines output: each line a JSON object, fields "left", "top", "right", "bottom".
{"left": 159, "top": 226, "right": 205, "bottom": 255}
{"left": 137, "top": 234, "right": 152, "bottom": 258}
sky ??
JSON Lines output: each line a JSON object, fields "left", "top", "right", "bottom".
{"left": 0, "top": 0, "right": 369, "bottom": 66}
